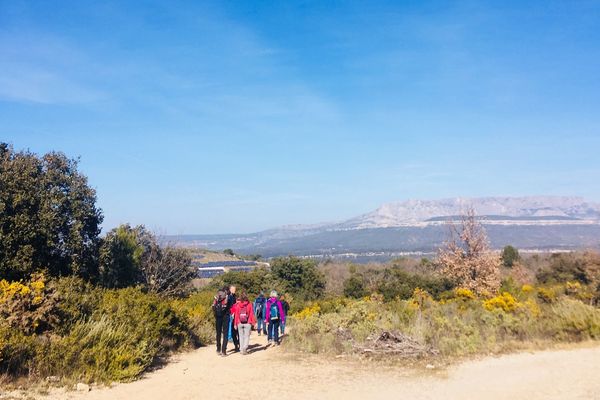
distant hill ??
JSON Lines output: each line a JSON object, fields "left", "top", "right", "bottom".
{"left": 170, "top": 196, "right": 600, "bottom": 260}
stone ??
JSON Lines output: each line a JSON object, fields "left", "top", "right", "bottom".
{"left": 76, "top": 383, "right": 91, "bottom": 392}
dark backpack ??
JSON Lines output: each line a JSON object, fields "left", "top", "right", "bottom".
{"left": 213, "top": 290, "right": 227, "bottom": 317}
{"left": 269, "top": 301, "right": 279, "bottom": 321}
{"left": 239, "top": 304, "right": 249, "bottom": 324}
{"left": 255, "top": 298, "right": 265, "bottom": 318}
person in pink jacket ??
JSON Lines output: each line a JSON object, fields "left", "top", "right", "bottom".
{"left": 264, "top": 290, "right": 285, "bottom": 345}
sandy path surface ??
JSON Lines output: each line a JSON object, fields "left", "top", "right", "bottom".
{"left": 39, "top": 332, "right": 600, "bottom": 400}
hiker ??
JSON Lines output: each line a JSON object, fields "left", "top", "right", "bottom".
{"left": 253, "top": 291, "right": 268, "bottom": 336}
{"left": 279, "top": 294, "right": 290, "bottom": 335}
{"left": 212, "top": 286, "right": 231, "bottom": 356}
{"left": 233, "top": 292, "right": 257, "bottom": 355}
{"left": 228, "top": 285, "right": 240, "bottom": 352}
{"left": 265, "top": 290, "right": 285, "bottom": 345}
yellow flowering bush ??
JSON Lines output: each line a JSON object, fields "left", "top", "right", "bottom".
{"left": 521, "top": 284, "right": 534, "bottom": 294}
{"left": 411, "top": 287, "right": 433, "bottom": 309}
{"left": 565, "top": 281, "right": 582, "bottom": 296}
{"left": 537, "top": 287, "right": 559, "bottom": 303}
{"left": 454, "top": 288, "right": 476, "bottom": 300}
{"left": 483, "top": 292, "right": 520, "bottom": 312}
{"left": 523, "top": 298, "right": 541, "bottom": 317}
{"left": 294, "top": 303, "right": 321, "bottom": 320}
{"left": 0, "top": 274, "right": 58, "bottom": 335}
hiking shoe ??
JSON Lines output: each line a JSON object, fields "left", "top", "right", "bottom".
{"left": 220, "top": 352, "right": 227, "bottom": 357}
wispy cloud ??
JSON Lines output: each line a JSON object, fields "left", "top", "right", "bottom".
{"left": 0, "top": 31, "right": 106, "bottom": 104}
{"left": 0, "top": 62, "right": 104, "bottom": 104}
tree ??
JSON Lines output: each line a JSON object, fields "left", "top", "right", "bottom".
{"left": 374, "top": 267, "right": 455, "bottom": 301}
{"left": 141, "top": 245, "right": 196, "bottom": 297}
{"left": 99, "top": 224, "right": 196, "bottom": 296}
{"left": 437, "top": 208, "right": 501, "bottom": 295}
{"left": 501, "top": 245, "right": 520, "bottom": 268}
{"left": 212, "top": 267, "right": 278, "bottom": 297}
{"left": 99, "top": 225, "right": 146, "bottom": 288}
{"left": 270, "top": 256, "right": 326, "bottom": 300}
{"left": 223, "top": 249, "right": 235, "bottom": 256}
{"left": 0, "top": 144, "right": 103, "bottom": 281}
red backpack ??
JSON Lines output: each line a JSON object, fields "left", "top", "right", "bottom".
{"left": 239, "top": 303, "right": 249, "bottom": 323}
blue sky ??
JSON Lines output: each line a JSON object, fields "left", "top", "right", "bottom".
{"left": 1, "top": 0, "right": 600, "bottom": 234}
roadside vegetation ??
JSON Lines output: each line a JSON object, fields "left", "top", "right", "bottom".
{"left": 1, "top": 143, "right": 599, "bottom": 387}
{"left": 0, "top": 144, "right": 214, "bottom": 384}
{"left": 287, "top": 216, "right": 600, "bottom": 359}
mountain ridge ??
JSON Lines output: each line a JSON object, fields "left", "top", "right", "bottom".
{"left": 332, "top": 196, "right": 600, "bottom": 230}
{"left": 169, "top": 196, "right": 600, "bottom": 259}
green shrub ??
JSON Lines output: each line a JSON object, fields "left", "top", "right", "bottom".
{"left": 343, "top": 273, "right": 368, "bottom": 299}
{"left": 287, "top": 299, "right": 380, "bottom": 354}
{"left": 374, "top": 268, "right": 455, "bottom": 301}
{"left": 0, "top": 326, "right": 38, "bottom": 376}
{"left": 501, "top": 245, "right": 520, "bottom": 268}
{"left": 37, "top": 315, "right": 154, "bottom": 382}
{"left": 544, "top": 298, "right": 600, "bottom": 340}
{"left": 213, "top": 257, "right": 327, "bottom": 302}
{"left": 212, "top": 267, "right": 279, "bottom": 296}
{"left": 0, "top": 280, "right": 203, "bottom": 383}
{"left": 271, "top": 256, "right": 326, "bottom": 300}
{"left": 96, "top": 287, "right": 190, "bottom": 351}
{"left": 50, "top": 276, "right": 102, "bottom": 335}
{"left": 536, "top": 252, "right": 600, "bottom": 286}
{"left": 171, "top": 290, "right": 215, "bottom": 346}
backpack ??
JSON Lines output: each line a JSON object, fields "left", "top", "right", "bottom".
{"left": 255, "top": 298, "right": 265, "bottom": 318}
{"left": 239, "top": 303, "right": 249, "bottom": 324}
{"left": 213, "top": 290, "right": 228, "bottom": 317}
{"left": 269, "top": 301, "right": 279, "bottom": 321}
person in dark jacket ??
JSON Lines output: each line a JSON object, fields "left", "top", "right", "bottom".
{"left": 253, "top": 291, "right": 268, "bottom": 335}
{"left": 212, "top": 286, "right": 231, "bottom": 356}
{"left": 279, "top": 294, "right": 290, "bottom": 335}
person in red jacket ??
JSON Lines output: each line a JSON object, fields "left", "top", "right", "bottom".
{"left": 233, "top": 292, "right": 257, "bottom": 355}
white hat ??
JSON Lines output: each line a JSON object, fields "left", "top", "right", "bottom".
{"left": 270, "top": 290, "right": 278, "bottom": 297}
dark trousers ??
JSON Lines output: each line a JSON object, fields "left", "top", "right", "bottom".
{"left": 268, "top": 319, "right": 280, "bottom": 343}
{"left": 231, "top": 317, "right": 239, "bottom": 349}
{"left": 257, "top": 316, "right": 267, "bottom": 334}
{"left": 215, "top": 315, "right": 230, "bottom": 353}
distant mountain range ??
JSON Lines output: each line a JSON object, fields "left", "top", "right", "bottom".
{"left": 170, "top": 196, "right": 600, "bottom": 261}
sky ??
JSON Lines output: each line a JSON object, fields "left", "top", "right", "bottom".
{"left": 1, "top": 0, "right": 600, "bottom": 234}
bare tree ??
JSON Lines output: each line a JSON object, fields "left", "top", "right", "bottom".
{"left": 140, "top": 243, "right": 196, "bottom": 298}
{"left": 437, "top": 208, "right": 501, "bottom": 295}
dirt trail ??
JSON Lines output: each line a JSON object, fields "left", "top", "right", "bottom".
{"left": 40, "top": 332, "right": 600, "bottom": 400}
